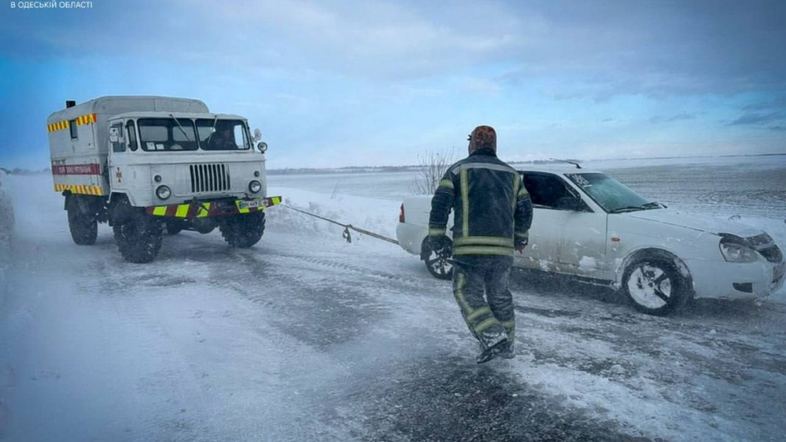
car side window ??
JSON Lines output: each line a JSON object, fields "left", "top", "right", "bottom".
{"left": 522, "top": 172, "right": 585, "bottom": 211}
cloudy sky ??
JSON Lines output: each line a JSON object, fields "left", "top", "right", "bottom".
{"left": 1, "top": 0, "right": 785, "bottom": 169}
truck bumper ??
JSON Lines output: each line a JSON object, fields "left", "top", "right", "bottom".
{"left": 688, "top": 258, "right": 785, "bottom": 299}
{"left": 145, "top": 196, "right": 281, "bottom": 219}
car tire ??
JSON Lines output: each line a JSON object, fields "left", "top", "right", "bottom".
{"left": 622, "top": 257, "right": 690, "bottom": 315}
{"left": 421, "top": 237, "right": 453, "bottom": 280}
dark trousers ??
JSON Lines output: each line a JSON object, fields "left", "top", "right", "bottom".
{"left": 451, "top": 255, "right": 515, "bottom": 349}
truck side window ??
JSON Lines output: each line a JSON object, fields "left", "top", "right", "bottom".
{"left": 111, "top": 123, "right": 125, "bottom": 153}
{"left": 126, "top": 121, "right": 138, "bottom": 151}
{"left": 69, "top": 119, "right": 78, "bottom": 139}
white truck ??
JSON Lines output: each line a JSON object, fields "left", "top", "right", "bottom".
{"left": 47, "top": 96, "right": 280, "bottom": 263}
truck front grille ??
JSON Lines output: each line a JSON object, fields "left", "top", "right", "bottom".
{"left": 189, "top": 163, "right": 230, "bottom": 193}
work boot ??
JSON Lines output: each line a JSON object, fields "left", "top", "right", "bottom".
{"left": 476, "top": 333, "right": 508, "bottom": 364}
{"left": 499, "top": 340, "right": 515, "bottom": 359}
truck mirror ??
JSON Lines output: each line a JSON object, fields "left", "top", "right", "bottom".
{"left": 253, "top": 128, "right": 262, "bottom": 142}
{"left": 257, "top": 142, "right": 268, "bottom": 153}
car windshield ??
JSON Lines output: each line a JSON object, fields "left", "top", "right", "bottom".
{"left": 196, "top": 119, "right": 250, "bottom": 151}
{"left": 566, "top": 172, "right": 656, "bottom": 213}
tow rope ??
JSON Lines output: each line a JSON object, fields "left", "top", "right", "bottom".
{"left": 280, "top": 203, "right": 399, "bottom": 245}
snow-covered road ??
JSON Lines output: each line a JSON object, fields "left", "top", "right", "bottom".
{"left": 1, "top": 162, "right": 785, "bottom": 441}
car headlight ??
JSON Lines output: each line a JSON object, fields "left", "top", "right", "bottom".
{"left": 719, "top": 237, "right": 758, "bottom": 263}
{"left": 248, "top": 180, "right": 262, "bottom": 193}
{"left": 156, "top": 185, "right": 172, "bottom": 200}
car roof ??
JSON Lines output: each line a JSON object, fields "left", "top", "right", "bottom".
{"left": 512, "top": 163, "right": 604, "bottom": 175}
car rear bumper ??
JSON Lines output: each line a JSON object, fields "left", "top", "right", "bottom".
{"left": 396, "top": 222, "right": 427, "bottom": 256}
{"left": 688, "top": 258, "right": 785, "bottom": 299}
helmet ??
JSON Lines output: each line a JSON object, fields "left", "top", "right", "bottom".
{"left": 468, "top": 125, "right": 496, "bottom": 154}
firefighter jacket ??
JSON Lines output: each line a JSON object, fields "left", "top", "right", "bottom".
{"left": 428, "top": 149, "right": 533, "bottom": 256}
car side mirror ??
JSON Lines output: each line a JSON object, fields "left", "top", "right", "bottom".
{"left": 257, "top": 141, "right": 268, "bottom": 153}
{"left": 253, "top": 128, "right": 262, "bottom": 142}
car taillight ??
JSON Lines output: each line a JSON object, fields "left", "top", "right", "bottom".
{"left": 399, "top": 203, "right": 405, "bottom": 223}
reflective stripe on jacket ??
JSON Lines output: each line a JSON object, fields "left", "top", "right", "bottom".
{"left": 428, "top": 149, "right": 533, "bottom": 256}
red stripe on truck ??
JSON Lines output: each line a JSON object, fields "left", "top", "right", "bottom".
{"left": 51, "top": 163, "right": 101, "bottom": 175}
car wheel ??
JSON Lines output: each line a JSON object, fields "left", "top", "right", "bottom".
{"left": 422, "top": 238, "right": 453, "bottom": 280}
{"left": 622, "top": 257, "right": 689, "bottom": 315}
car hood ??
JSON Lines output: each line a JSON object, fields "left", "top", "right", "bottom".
{"left": 624, "top": 209, "right": 763, "bottom": 237}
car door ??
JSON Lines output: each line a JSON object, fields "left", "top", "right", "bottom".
{"left": 516, "top": 171, "right": 563, "bottom": 272}
{"left": 556, "top": 174, "right": 608, "bottom": 280}
{"left": 519, "top": 172, "right": 608, "bottom": 279}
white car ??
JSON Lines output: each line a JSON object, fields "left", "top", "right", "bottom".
{"left": 396, "top": 165, "right": 785, "bottom": 315}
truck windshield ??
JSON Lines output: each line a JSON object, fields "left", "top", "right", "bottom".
{"left": 566, "top": 172, "right": 653, "bottom": 213}
{"left": 196, "top": 119, "right": 250, "bottom": 151}
{"left": 138, "top": 118, "right": 198, "bottom": 151}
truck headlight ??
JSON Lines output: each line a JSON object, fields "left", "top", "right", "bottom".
{"left": 248, "top": 180, "right": 262, "bottom": 193}
{"left": 156, "top": 185, "right": 172, "bottom": 200}
{"left": 720, "top": 237, "right": 758, "bottom": 263}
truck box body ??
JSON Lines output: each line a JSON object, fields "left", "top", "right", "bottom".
{"left": 47, "top": 96, "right": 209, "bottom": 196}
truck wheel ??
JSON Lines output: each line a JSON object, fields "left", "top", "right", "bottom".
{"left": 113, "top": 210, "right": 163, "bottom": 263}
{"left": 622, "top": 257, "right": 689, "bottom": 316}
{"left": 421, "top": 237, "right": 453, "bottom": 280}
{"left": 67, "top": 196, "right": 97, "bottom": 245}
{"left": 219, "top": 212, "right": 265, "bottom": 248}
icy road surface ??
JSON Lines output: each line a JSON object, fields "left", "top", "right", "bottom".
{"left": 2, "top": 157, "right": 786, "bottom": 441}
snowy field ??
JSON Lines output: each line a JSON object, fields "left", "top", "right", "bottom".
{"left": 1, "top": 155, "right": 785, "bottom": 441}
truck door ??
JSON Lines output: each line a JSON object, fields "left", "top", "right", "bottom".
{"left": 107, "top": 120, "right": 136, "bottom": 195}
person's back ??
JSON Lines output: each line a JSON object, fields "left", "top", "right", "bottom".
{"left": 428, "top": 125, "right": 532, "bottom": 363}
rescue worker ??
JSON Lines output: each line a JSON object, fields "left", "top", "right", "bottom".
{"left": 428, "top": 125, "right": 533, "bottom": 363}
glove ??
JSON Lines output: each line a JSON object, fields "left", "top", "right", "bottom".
{"left": 515, "top": 237, "right": 528, "bottom": 253}
{"left": 429, "top": 234, "right": 452, "bottom": 252}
